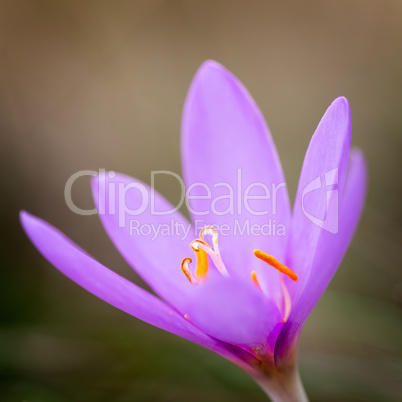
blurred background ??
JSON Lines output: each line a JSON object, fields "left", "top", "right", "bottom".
{"left": 1, "top": 1, "right": 401, "bottom": 401}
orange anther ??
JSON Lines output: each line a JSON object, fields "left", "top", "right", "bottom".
{"left": 253, "top": 250, "right": 298, "bottom": 282}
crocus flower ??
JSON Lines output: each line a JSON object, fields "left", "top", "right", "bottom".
{"left": 20, "top": 60, "right": 367, "bottom": 401}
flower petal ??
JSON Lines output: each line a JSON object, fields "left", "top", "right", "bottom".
{"left": 185, "top": 275, "right": 283, "bottom": 350}
{"left": 275, "top": 148, "right": 367, "bottom": 361}
{"left": 92, "top": 173, "right": 194, "bottom": 312}
{"left": 186, "top": 276, "right": 283, "bottom": 352}
{"left": 20, "top": 211, "right": 211, "bottom": 346}
{"left": 182, "top": 60, "right": 290, "bottom": 305}
{"left": 284, "top": 97, "right": 352, "bottom": 305}
{"left": 21, "top": 211, "right": 262, "bottom": 369}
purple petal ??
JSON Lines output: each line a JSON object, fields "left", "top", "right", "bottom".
{"left": 92, "top": 173, "right": 194, "bottom": 312}
{"left": 182, "top": 60, "right": 290, "bottom": 305}
{"left": 275, "top": 148, "right": 367, "bottom": 361}
{"left": 185, "top": 275, "right": 283, "bottom": 349}
{"left": 284, "top": 97, "right": 352, "bottom": 305}
{"left": 20, "top": 211, "right": 264, "bottom": 369}
{"left": 20, "top": 211, "right": 214, "bottom": 347}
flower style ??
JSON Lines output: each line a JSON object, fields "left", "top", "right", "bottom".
{"left": 20, "top": 61, "right": 367, "bottom": 401}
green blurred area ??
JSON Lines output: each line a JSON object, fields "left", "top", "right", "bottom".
{"left": 1, "top": 1, "right": 402, "bottom": 401}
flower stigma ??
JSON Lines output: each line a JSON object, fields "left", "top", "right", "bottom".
{"left": 180, "top": 257, "right": 199, "bottom": 286}
{"left": 190, "top": 226, "right": 229, "bottom": 277}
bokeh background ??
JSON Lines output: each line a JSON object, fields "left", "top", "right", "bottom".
{"left": 1, "top": 1, "right": 402, "bottom": 401}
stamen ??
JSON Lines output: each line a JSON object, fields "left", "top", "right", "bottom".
{"left": 280, "top": 274, "right": 292, "bottom": 321}
{"left": 195, "top": 247, "right": 209, "bottom": 281}
{"left": 253, "top": 250, "right": 298, "bottom": 282}
{"left": 192, "top": 239, "right": 229, "bottom": 277}
{"left": 251, "top": 271, "right": 262, "bottom": 290}
{"left": 181, "top": 257, "right": 199, "bottom": 286}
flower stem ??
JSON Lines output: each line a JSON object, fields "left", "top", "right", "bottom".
{"left": 255, "top": 366, "right": 308, "bottom": 402}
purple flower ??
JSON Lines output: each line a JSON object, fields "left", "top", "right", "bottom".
{"left": 20, "top": 61, "right": 367, "bottom": 401}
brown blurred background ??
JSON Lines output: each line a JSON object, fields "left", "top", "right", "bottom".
{"left": 1, "top": 1, "right": 401, "bottom": 401}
